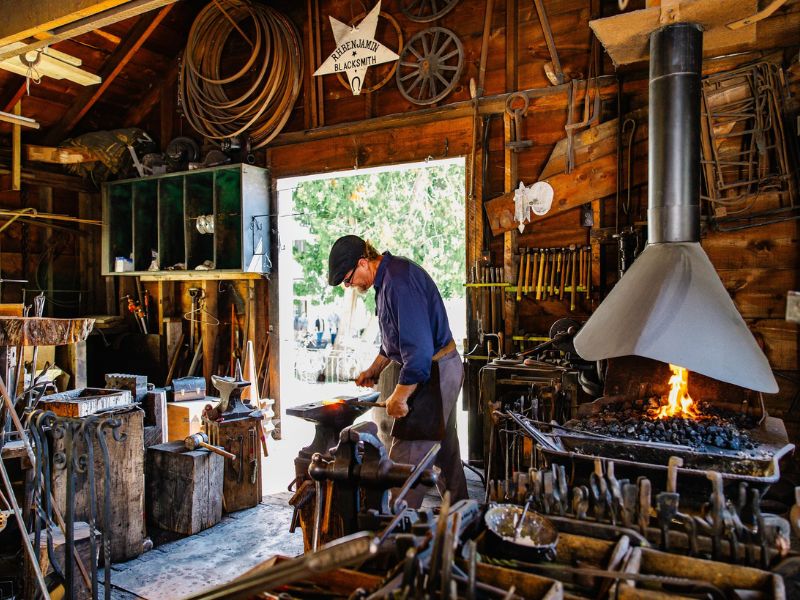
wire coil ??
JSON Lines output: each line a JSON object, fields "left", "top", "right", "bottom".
{"left": 180, "top": 0, "right": 303, "bottom": 150}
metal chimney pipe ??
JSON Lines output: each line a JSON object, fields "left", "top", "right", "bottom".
{"left": 648, "top": 22, "right": 702, "bottom": 244}
{"left": 573, "top": 22, "right": 779, "bottom": 394}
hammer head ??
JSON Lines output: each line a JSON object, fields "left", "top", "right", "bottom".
{"left": 184, "top": 432, "right": 209, "bottom": 451}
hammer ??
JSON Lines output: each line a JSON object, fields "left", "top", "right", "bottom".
{"left": 185, "top": 432, "right": 237, "bottom": 460}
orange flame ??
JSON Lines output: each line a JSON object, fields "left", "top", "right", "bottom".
{"left": 655, "top": 364, "right": 700, "bottom": 419}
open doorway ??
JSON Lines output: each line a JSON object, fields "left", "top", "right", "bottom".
{"left": 263, "top": 158, "right": 466, "bottom": 494}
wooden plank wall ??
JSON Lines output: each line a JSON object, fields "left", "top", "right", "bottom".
{"left": 0, "top": 181, "right": 104, "bottom": 317}
{"left": 268, "top": 0, "right": 800, "bottom": 449}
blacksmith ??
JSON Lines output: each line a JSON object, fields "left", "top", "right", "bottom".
{"left": 327, "top": 235, "right": 468, "bottom": 507}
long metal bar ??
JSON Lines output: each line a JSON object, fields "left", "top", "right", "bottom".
{"left": 0, "top": 455, "right": 51, "bottom": 598}
{"left": 531, "top": 0, "right": 563, "bottom": 85}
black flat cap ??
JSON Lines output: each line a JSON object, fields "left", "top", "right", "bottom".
{"left": 328, "top": 235, "right": 366, "bottom": 285}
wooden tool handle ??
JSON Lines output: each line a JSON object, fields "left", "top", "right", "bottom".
{"left": 199, "top": 441, "right": 237, "bottom": 460}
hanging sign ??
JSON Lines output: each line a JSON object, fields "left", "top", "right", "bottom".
{"left": 313, "top": 1, "right": 399, "bottom": 96}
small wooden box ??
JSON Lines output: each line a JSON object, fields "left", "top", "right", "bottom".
{"left": 166, "top": 398, "right": 211, "bottom": 441}
{"left": 40, "top": 387, "right": 132, "bottom": 417}
{"left": 146, "top": 441, "right": 223, "bottom": 535}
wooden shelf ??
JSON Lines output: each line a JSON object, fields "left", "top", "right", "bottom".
{"left": 102, "top": 164, "right": 271, "bottom": 277}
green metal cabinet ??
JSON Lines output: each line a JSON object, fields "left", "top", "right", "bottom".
{"left": 102, "top": 164, "right": 270, "bottom": 278}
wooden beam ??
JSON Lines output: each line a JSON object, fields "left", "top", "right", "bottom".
{"left": 44, "top": 4, "right": 173, "bottom": 145}
{"left": 0, "top": 164, "right": 93, "bottom": 192}
{"left": 0, "top": 0, "right": 130, "bottom": 47}
{"left": 25, "top": 144, "right": 98, "bottom": 164}
{"left": 0, "top": 108, "right": 38, "bottom": 129}
{"left": 0, "top": 0, "right": 178, "bottom": 61}
{"left": 0, "top": 43, "right": 101, "bottom": 86}
{"left": 11, "top": 102, "right": 20, "bottom": 191}
{"left": 3, "top": 81, "right": 26, "bottom": 113}
{"left": 123, "top": 59, "right": 178, "bottom": 127}
{"left": 272, "top": 75, "right": 621, "bottom": 147}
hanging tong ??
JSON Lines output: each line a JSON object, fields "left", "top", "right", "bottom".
{"left": 564, "top": 42, "right": 601, "bottom": 173}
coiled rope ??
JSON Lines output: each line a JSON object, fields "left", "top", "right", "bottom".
{"left": 180, "top": 0, "right": 303, "bottom": 150}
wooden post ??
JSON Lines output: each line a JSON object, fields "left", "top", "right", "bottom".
{"left": 39, "top": 187, "right": 54, "bottom": 306}
{"left": 201, "top": 280, "right": 219, "bottom": 388}
{"left": 503, "top": 112, "right": 518, "bottom": 355}
{"left": 502, "top": 0, "right": 519, "bottom": 356}
{"left": 55, "top": 341, "right": 87, "bottom": 390}
{"left": 11, "top": 101, "right": 21, "bottom": 191}
{"left": 78, "top": 192, "right": 101, "bottom": 314}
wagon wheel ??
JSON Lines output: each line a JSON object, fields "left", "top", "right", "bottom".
{"left": 396, "top": 27, "right": 464, "bottom": 105}
{"left": 400, "top": 0, "right": 461, "bottom": 23}
{"left": 335, "top": 11, "right": 403, "bottom": 94}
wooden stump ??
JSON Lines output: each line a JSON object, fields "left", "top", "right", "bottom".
{"left": 206, "top": 416, "right": 262, "bottom": 513}
{"left": 146, "top": 441, "right": 223, "bottom": 535}
{"left": 51, "top": 406, "right": 146, "bottom": 562}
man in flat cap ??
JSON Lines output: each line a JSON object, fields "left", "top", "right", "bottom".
{"left": 328, "top": 235, "right": 468, "bottom": 508}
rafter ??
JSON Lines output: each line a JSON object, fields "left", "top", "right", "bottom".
{"left": 44, "top": 4, "right": 173, "bottom": 145}
{"left": 0, "top": 0, "right": 177, "bottom": 62}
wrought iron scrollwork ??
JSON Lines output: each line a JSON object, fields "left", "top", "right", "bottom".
{"left": 28, "top": 410, "right": 123, "bottom": 600}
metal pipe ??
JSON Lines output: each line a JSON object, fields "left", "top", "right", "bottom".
{"left": 647, "top": 23, "right": 703, "bottom": 244}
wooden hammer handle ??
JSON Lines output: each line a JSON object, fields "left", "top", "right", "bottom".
{"left": 199, "top": 441, "right": 237, "bottom": 460}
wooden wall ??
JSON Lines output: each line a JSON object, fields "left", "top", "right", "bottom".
{"left": 267, "top": 0, "right": 800, "bottom": 447}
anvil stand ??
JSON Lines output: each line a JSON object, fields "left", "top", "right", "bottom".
{"left": 203, "top": 362, "right": 262, "bottom": 512}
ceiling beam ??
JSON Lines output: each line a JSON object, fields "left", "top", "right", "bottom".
{"left": 0, "top": 1, "right": 130, "bottom": 46}
{"left": 0, "top": 0, "right": 177, "bottom": 61}
{"left": 123, "top": 58, "right": 177, "bottom": 128}
{"left": 2, "top": 81, "right": 27, "bottom": 113}
{"left": 44, "top": 4, "right": 173, "bottom": 145}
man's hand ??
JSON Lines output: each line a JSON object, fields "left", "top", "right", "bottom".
{"left": 385, "top": 390, "right": 409, "bottom": 418}
{"left": 385, "top": 383, "right": 417, "bottom": 419}
{"left": 355, "top": 369, "right": 378, "bottom": 388}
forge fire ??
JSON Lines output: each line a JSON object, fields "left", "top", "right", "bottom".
{"left": 573, "top": 365, "right": 759, "bottom": 452}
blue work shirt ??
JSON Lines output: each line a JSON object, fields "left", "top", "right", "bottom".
{"left": 373, "top": 252, "right": 453, "bottom": 385}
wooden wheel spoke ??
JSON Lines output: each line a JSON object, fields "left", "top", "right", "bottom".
{"left": 397, "top": 26, "right": 463, "bottom": 105}
{"left": 402, "top": 0, "right": 460, "bottom": 23}
{"left": 406, "top": 74, "right": 423, "bottom": 94}
{"left": 434, "top": 71, "right": 450, "bottom": 88}
{"left": 434, "top": 36, "right": 453, "bottom": 57}
{"left": 421, "top": 33, "right": 430, "bottom": 57}
{"left": 417, "top": 76, "right": 427, "bottom": 100}
{"left": 439, "top": 48, "right": 460, "bottom": 62}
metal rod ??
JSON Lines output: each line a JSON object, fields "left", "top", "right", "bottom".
{"left": 0, "top": 455, "right": 51, "bottom": 598}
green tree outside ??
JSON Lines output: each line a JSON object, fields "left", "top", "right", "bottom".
{"left": 292, "top": 163, "right": 466, "bottom": 311}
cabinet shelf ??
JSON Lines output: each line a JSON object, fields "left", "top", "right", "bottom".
{"left": 102, "top": 164, "right": 270, "bottom": 277}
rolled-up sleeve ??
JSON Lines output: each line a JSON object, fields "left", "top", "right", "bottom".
{"left": 387, "top": 282, "right": 434, "bottom": 385}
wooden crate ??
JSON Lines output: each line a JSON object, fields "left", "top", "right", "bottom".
{"left": 619, "top": 546, "right": 784, "bottom": 599}
{"left": 52, "top": 406, "right": 146, "bottom": 562}
{"left": 40, "top": 387, "right": 132, "bottom": 417}
{"left": 166, "top": 398, "right": 211, "bottom": 442}
{"left": 206, "top": 416, "right": 262, "bottom": 513}
{"left": 146, "top": 441, "right": 223, "bottom": 535}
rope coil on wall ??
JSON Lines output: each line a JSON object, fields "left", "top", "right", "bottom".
{"left": 180, "top": 0, "right": 303, "bottom": 150}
